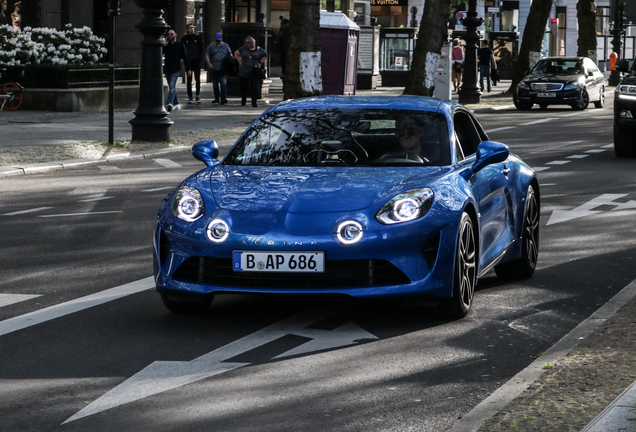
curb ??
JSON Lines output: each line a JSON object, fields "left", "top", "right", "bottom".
{"left": 0, "top": 145, "right": 192, "bottom": 178}
{"left": 448, "top": 278, "right": 636, "bottom": 432}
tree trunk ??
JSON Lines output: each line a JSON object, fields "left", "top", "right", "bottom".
{"left": 577, "top": 0, "right": 598, "bottom": 63}
{"left": 283, "top": 0, "right": 322, "bottom": 100}
{"left": 403, "top": 0, "right": 451, "bottom": 96}
{"left": 507, "top": 0, "right": 553, "bottom": 94}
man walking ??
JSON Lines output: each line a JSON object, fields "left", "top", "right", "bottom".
{"left": 163, "top": 29, "right": 191, "bottom": 111}
{"left": 478, "top": 40, "right": 497, "bottom": 93}
{"left": 181, "top": 24, "right": 203, "bottom": 104}
{"left": 205, "top": 32, "right": 232, "bottom": 105}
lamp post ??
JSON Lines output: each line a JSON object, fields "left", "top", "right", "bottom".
{"left": 458, "top": 0, "right": 484, "bottom": 105}
{"left": 609, "top": 0, "right": 622, "bottom": 86}
{"left": 129, "top": 0, "right": 173, "bottom": 142}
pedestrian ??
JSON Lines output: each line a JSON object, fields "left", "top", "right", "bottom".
{"left": 234, "top": 36, "right": 267, "bottom": 107}
{"left": 478, "top": 40, "right": 497, "bottom": 93}
{"left": 0, "top": 0, "right": 9, "bottom": 26}
{"left": 205, "top": 32, "right": 233, "bottom": 105}
{"left": 181, "top": 24, "right": 203, "bottom": 104}
{"left": 451, "top": 38, "right": 464, "bottom": 92}
{"left": 163, "top": 28, "right": 191, "bottom": 111}
{"left": 10, "top": 0, "right": 20, "bottom": 29}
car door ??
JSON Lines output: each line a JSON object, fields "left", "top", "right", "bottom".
{"left": 454, "top": 110, "right": 514, "bottom": 272}
{"left": 583, "top": 58, "right": 598, "bottom": 101}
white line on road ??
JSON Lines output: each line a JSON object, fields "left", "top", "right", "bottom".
{"left": 0, "top": 294, "right": 41, "bottom": 308}
{"left": 519, "top": 118, "right": 555, "bottom": 126}
{"left": 546, "top": 160, "right": 571, "bottom": 165}
{"left": 142, "top": 186, "right": 175, "bottom": 193}
{"left": 532, "top": 167, "right": 551, "bottom": 172}
{"left": 585, "top": 149, "right": 607, "bottom": 153}
{"left": 78, "top": 197, "right": 114, "bottom": 203}
{"left": 98, "top": 166, "right": 120, "bottom": 171}
{"left": 38, "top": 211, "right": 122, "bottom": 218}
{"left": 1, "top": 207, "right": 53, "bottom": 216}
{"left": 566, "top": 155, "right": 590, "bottom": 159}
{"left": 0, "top": 277, "right": 154, "bottom": 337}
{"left": 154, "top": 158, "right": 183, "bottom": 168}
{"left": 486, "top": 126, "right": 517, "bottom": 133}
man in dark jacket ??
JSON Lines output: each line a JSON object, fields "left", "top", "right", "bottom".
{"left": 163, "top": 29, "right": 191, "bottom": 111}
{"left": 181, "top": 24, "right": 203, "bottom": 104}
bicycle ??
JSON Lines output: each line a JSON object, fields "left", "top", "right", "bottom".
{"left": 0, "top": 68, "right": 24, "bottom": 111}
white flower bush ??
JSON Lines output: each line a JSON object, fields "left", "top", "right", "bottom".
{"left": 0, "top": 23, "right": 107, "bottom": 66}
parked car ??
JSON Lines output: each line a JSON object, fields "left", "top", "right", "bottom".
{"left": 153, "top": 96, "right": 540, "bottom": 318}
{"left": 514, "top": 56, "right": 605, "bottom": 111}
{"left": 614, "top": 60, "right": 636, "bottom": 157}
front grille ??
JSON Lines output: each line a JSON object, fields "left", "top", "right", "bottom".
{"left": 531, "top": 82, "right": 564, "bottom": 92}
{"left": 172, "top": 257, "right": 411, "bottom": 289}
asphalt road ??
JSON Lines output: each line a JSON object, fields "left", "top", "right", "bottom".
{"left": 1, "top": 99, "right": 635, "bottom": 431}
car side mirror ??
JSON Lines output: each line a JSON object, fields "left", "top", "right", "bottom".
{"left": 462, "top": 141, "right": 509, "bottom": 179}
{"left": 192, "top": 140, "right": 220, "bottom": 167}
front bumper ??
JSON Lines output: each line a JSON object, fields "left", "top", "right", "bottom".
{"left": 516, "top": 87, "right": 582, "bottom": 105}
{"left": 153, "top": 208, "right": 461, "bottom": 299}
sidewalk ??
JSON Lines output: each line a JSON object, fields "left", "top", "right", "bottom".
{"left": 0, "top": 76, "right": 633, "bottom": 432}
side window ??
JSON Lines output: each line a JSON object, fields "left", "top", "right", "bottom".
{"left": 453, "top": 111, "right": 481, "bottom": 157}
{"left": 454, "top": 132, "right": 465, "bottom": 162}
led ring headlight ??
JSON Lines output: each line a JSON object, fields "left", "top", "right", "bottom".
{"left": 335, "top": 221, "right": 363, "bottom": 245}
{"left": 207, "top": 219, "right": 229, "bottom": 243}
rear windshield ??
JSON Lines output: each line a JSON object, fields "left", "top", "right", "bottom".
{"left": 223, "top": 109, "right": 451, "bottom": 167}
{"left": 532, "top": 59, "right": 582, "bottom": 75}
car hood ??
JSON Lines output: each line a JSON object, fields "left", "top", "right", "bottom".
{"left": 523, "top": 73, "right": 580, "bottom": 83}
{"left": 209, "top": 165, "right": 443, "bottom": 213}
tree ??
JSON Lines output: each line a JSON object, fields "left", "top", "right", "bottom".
{"left": 283, "top": 0, "right": 322, "bottom": 100}
{"left": 508, "top": 0, "right": 553, "bottom": 93}
{"left": 577, "top": 0, "right": 598, "bottom": 63}
{"left": 403, "top": 0, "right": 451, "bottom": 96}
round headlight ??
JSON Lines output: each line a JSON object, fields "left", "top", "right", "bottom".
{"left": 207, "top": 219, "right": 229, "bottom": 243}
{"left": 171, "top": 186, "right": 204, "bottom": 222}
{"left": 335, "top": 221, "right": 364, "bottom": 245}
{"left": 394, "top": 198, "right": 420, "bottom": 221}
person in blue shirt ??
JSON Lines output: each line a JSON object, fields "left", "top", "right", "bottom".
{"left": 205, "top": 32, "right": 233, "bottom": 105}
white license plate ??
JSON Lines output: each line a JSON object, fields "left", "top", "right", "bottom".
{"left": 537, "top": 92, "right": 556, "bottom": 98}
{"left": 233, "top": 251, "right": 325, "bottom": 273}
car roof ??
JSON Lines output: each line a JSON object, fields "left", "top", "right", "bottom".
{"left": 266, "top": 95, "right": 459, "bottom": 118}
{"left": 539, "top": 56, "right": 585, "bottom": 62}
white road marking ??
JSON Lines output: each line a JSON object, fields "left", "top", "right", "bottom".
{"left": 602, "top": 144, "right": 614, "bottom": 148}
{"left": 585, "top": 149, "right": 606, "bottom": 153}
{"left": 532, "top": 167, "right": 551, "bottom": 172}
{"left": 566, "top": 155, "right": 589, "bottom": 159}
{"left": 540, "top": 183, "right": 557, "bottom": 186}
{"left": 546, "top": 160, "right": 571, "bottom": 165}
{"left": 547, "top": 194, "right": 629, "bottom": 225}
{"left": 64, "top": 307, "right": 378, "bottom": 423}
{"left": 519, "top": 118, "right": 555, "bottom": 126}
{"left": 0, "top": 294, "right": 41, "bottom": 308}
{"left": 78, "top": 197, "right": 114, "bottom": 203}
{"left": 142, "top": 186, "right": 175, "bottom": 193}
{"left": 0, "top": 277, "right": 154, "bottom": 337}
{"left": 486, "top": 126, "right": 517, "bottom": 133}
{"left": 1, "top": 207, "right": 53, "bottom": 216}
{"left": 38, "top": 211, "right": 122, "bottom": 218}
{"left": 98, "top": 165, "right": 120, "bottom": 171}
{"left": 154, "top": 158, "right": 183, "bottom": 168}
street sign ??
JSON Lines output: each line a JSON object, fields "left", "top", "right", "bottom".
{"left": 456, "top": 11, "right": 466, "bottom": 21}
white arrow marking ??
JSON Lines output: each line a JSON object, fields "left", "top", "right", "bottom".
{"left": 64, "top": 307, "right": 378, "bottom": 424}
{"left": 612, "top": 200, "right": 636, "bottom": 211}
{"left": 547, "top": 194, "right": 628, "bottom": 225}
{"left": 0, "top": 294, "right": 41, "bottom": 308}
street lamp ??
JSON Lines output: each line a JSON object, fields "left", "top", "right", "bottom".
{"left": 129, "top": 0, "right": 173, "bottom": 142}
{"left": 458, "top": 0, "right": 484, "bottom": 105}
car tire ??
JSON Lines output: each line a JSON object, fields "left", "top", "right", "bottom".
{"left": 539, "top": 104, "right": 548, "bottom": 110}
{"left": 594, "top": 86, "right": 605, "bottom": 108}
{"left": 161, "top": 293, "right": 213, "bottom": 314}
{"left": 495, "top": 185, "right": 540, "bottom": 279}
{"left": 439, "top": 212, "right": 476, "bottom": 318}
{"left": 513, "top": 94, "right": 533, "bottom": 111}
{"left": 572, "top": 89, "right": 589, "bottom": 110}
{"left": 614, "top": 125, "right": 636, "bottom": 157}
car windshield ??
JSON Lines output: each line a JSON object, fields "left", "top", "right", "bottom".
{"left": 532, "top": 59, "right": 582, "bottom": 75}
{"left": 224, "top": 108, "right": 451, "bottom": 167}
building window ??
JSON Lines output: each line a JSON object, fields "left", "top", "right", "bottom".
{"left": 501, "top": 1, "right": 519, "bottom": 32}
{"left": 596, "top": 6, "right": 610, "bottom": 35}
{"left": 556, "top": 6, "right": 566, "bottom": 56}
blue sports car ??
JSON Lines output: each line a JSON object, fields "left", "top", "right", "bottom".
{"left": 153, "top": 96, "right": 540, "bottom": 318}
